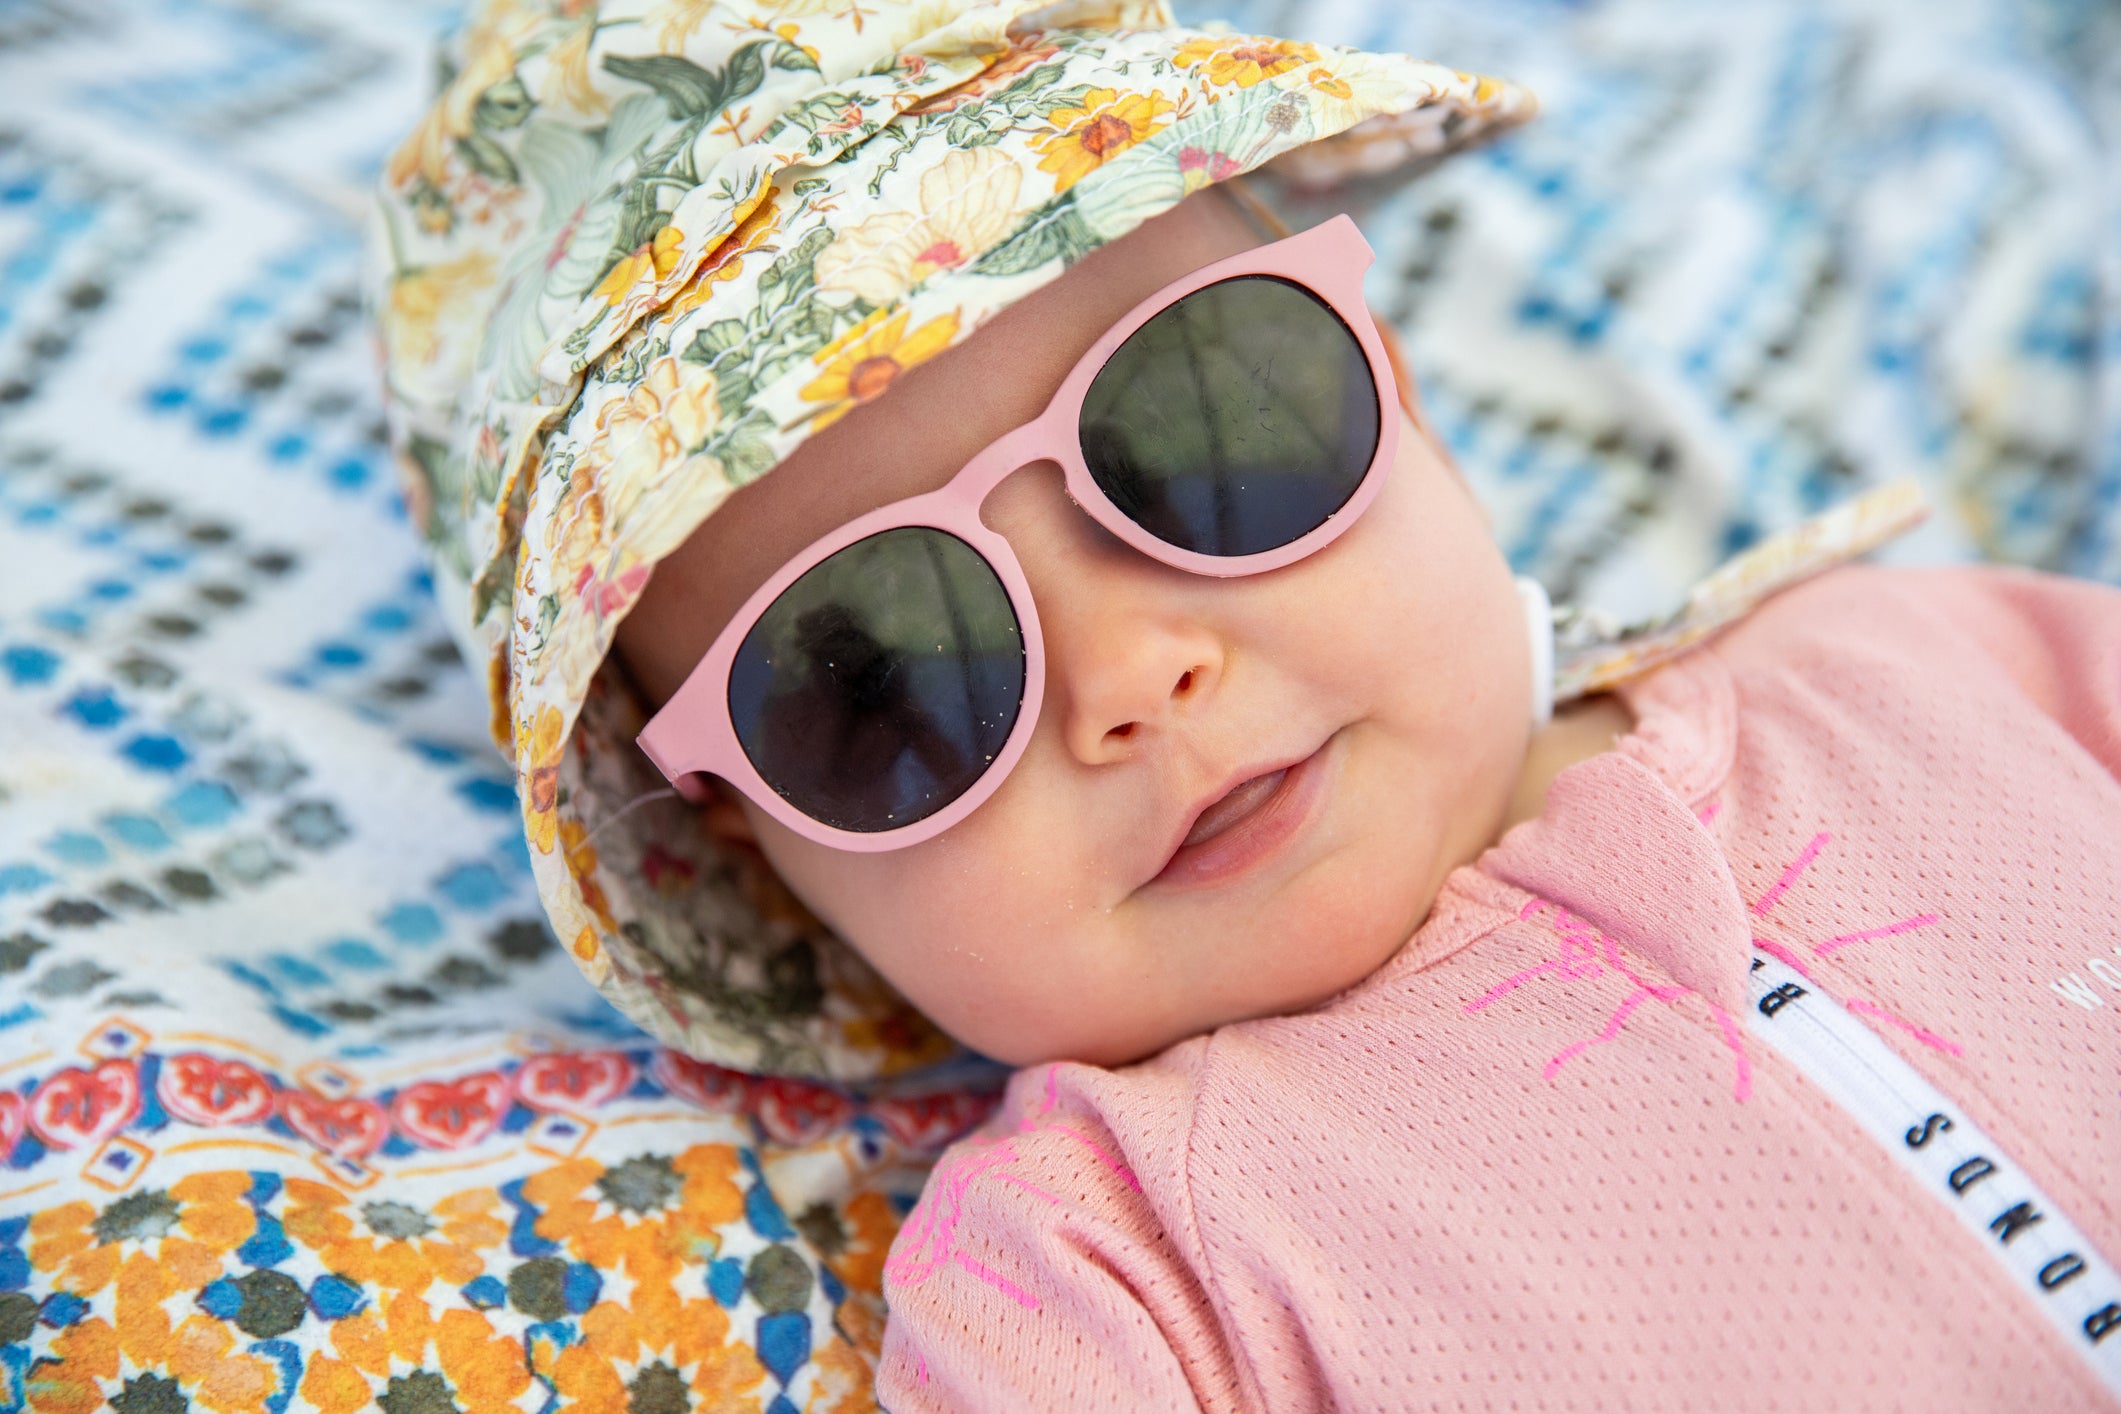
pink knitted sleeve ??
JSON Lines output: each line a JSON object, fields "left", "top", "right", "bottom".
{"left": 1881, "top": 565, "right": 2121, "bottom": 777}
{"left": 875, "top": 1065, "right": 1243, "bottom": 1412}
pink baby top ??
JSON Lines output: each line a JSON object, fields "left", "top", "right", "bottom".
{"left": 872, "top": 564, "right": 2121, "bottom": 1412}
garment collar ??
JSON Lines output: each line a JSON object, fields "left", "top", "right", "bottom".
{"left": 1386, "top": 647, "right": 1749, "bottom": 1014}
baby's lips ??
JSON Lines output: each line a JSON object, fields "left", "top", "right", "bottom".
{"left": 1180, "top": 767, "right": 1290, "bottom": 849}
{"left": 1146, "top": 737, "right": 1337, "bottom": 892}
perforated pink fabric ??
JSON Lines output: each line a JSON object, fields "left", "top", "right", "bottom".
{"left": 876, "top": 565, "right": 2121, "bottom": 1412}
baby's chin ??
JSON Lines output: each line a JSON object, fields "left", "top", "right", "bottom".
{"left": 928, "top": 870, "right": 1448, "bottom": 1070}
{"left": 951, "top": 998, "right": 1250, "bottom": 1070}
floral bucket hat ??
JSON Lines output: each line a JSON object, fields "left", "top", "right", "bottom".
{"left": 368, "top": 0, "right": 1539, "bottom": 1082}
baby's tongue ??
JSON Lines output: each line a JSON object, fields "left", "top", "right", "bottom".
{"left": 1183, "top": 769, "right": 1288, "bottom": 847}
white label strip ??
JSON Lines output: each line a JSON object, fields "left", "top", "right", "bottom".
{"left": 1747, "top": 950, "right": 2121, "bottom": 1396}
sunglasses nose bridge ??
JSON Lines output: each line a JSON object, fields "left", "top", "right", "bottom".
{"left": 949, "top": 412, "right": 1075, "bottom": 522}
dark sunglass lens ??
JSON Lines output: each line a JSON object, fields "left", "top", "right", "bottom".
{"left": 1080, "top": 275, "right": 1380, "bottom": 558}
{"left": 727, "top": 528, "right": 1024, "bottom": 833}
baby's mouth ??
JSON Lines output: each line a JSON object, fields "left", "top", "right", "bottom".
{"left": 1148, "top": 738, "right": 1337, "bottom": 893}
{"left": 1180, "top": 769, "right": 1290, "bottom": 848}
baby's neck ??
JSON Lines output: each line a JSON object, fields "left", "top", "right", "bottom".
{"left": 1496, "top": 692, "right": 1637, "bottom": 839}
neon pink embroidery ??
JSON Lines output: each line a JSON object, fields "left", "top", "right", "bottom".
{"left": 1753, "top": 830, "right": 1830, "bottom": 916}
{"left": 1815, "top": 912, "right": 1938, "bottom": 956}
{"left": 915, "top": 1352, "right": 930, "bottom": 1386}
{"left": 1747, "top": 835, "right": 1959, "bottom": 1056}
{"left": 955, "top": 1252, "right": 1040, "bottom": 1310}
{"left": 1046, "top": 1122, "right": 1142, "bottom": 1191}
{"left": 1541, "top": 984, "right": 1675, "bottom": 1079}
{"left": 994, "top": 1172, "right": 1062, "bottom": 1205}
{"left": 1709, "top": 1004, "right": 1754, "bottom": 1101}
{"left": 1477, "top": 831, "right": 1956, "bottom": 1108}
{"left": 1754, "top": 936, "right": 1815, "bottom": 979}
{"left": 885, "top": 1065, "right": 1140, "bottom": 1311}
{"left": 1845, "top": 998, "right": 1964, "bottom": 1056}
{"left": 888, "top": 1142, "right": 1045, "bottom": 1308}
{"left": 1697, "top": 801, "right": 1722, "bottom": 827}
{"left": 1463, "top": 898, "right": 1603, "bottom": 1008}
{"left": 1463, "top": 943, "right": 1591, "bottom": 1007}
{"left": 1023, "top": 1068, "right": 1139, "bottom": 1190}
{"left": 1472, "top": 900, "right": 1751, "bottom": 1100}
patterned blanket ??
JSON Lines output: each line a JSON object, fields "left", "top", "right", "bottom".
{"left": 3, "top": 0, "right": 2116, "bottom": 1409}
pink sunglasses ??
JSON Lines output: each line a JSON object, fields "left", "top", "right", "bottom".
{"left": 638, "top": 214, "right": 1399, "bottom": 851}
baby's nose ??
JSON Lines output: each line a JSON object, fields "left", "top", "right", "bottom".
{"left": 1051, "top": 603, "right": 1223, "bottom": 766}
{"left": 983, "top": 462, "right": 1228, "bottom": 766}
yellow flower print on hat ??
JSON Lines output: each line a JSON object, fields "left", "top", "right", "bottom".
{"left": 542, "top": 17, "right": 610, "bottom": 116}
{"left": 1175, "top": 34, "right": 1321, "bottom": 89}
{"left": 1463, "top": 70, "right": 1507, "bottom": 104}
{"left": 581, "top": 355, "right": 723, "bottom": 490}
{"left": 1033, "top": 87, "right": 1179, "bottom": 191}
{"left": 1305, "top": 69, "right": 1352, "bottom": 100}
{"left": 815, "top": 147, "right": 1023, "bottom": 306}
{"left": 1274, "top": 51, "right": 1423, "bottom": 134}
{"left": 386, "top": 252, "right": 497, "bottom": 377}
{"left": 520, "top": 703, "right": 566, "bottom": 855}
{"left": 593, "top": 223, "right": 687, "bottom": 307}
{"left": 667, "top": 191, "right": 783, "bottom": 320}
{"left": 545, "top": 468, "right": 610, "bottom": 621}
{"left": 383, "top": 1, "right": 539, "bottom": 191}
{"left": 763, "top": 0, "right": 878, "bottom": 18}
{"left": 903, "top": 36, "right": 1061, "bottom": 117}
{"left": 541, "top": 353, "right": 720, "bottom": 631}
{"left": 560, "top": 816, "right": 619, "bottom": 931}
{"left": 797, "top": 305, "right": 963, "bottom": 429}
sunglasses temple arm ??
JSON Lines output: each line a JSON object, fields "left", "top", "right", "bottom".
{"left": 636, "top": 714, "right": 717, "bottom": 803}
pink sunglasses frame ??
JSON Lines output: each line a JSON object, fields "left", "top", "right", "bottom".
{"left": 636, "top": 213, "right": 1399, "bottom": 852}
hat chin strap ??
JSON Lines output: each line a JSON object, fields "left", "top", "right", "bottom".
{"left": 1516, "top": 575, "right": 1556, "bottom": 729}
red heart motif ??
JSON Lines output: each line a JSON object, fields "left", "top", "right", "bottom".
{"left": 0, "top": 1091, "right": 24, "bottom": 1158}
{"left": 27, "top": 1061, "right": 142, "bottom": 1151}
{"left": 872, "top": 1090, "right": 997, "bottom": 1153}
{"left": 157, "top": 1053, "right": 275, "bottom": 1128}
{"left": 391, "top": 1072, "right": 511, "bottom": 1151}
{"left": 653, "top": 1051, "right": 754, "bottom": 1114}
{"left": 753, "top": 1076, "right": 857, "bottom": 1147}
{"left": 512, "top": 1051, "right": 634, "bottom": 1114}
{"left": 279, "top": 1091, "right": 389, "bottom": 1158}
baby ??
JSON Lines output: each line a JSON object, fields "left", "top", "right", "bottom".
{"left": 615, "top": 184, "right": 2121, "bottom": 1410}
{"left": 374, "top": 2, "right": 2121, "bottom": 1408}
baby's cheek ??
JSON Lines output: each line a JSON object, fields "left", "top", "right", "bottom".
{"left": 790, "top": 843, "right": 1060, "bottom": 1053}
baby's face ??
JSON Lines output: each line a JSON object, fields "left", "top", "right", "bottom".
{"left": 619, "top": 191, "right": 1533, "bottom": 1067}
